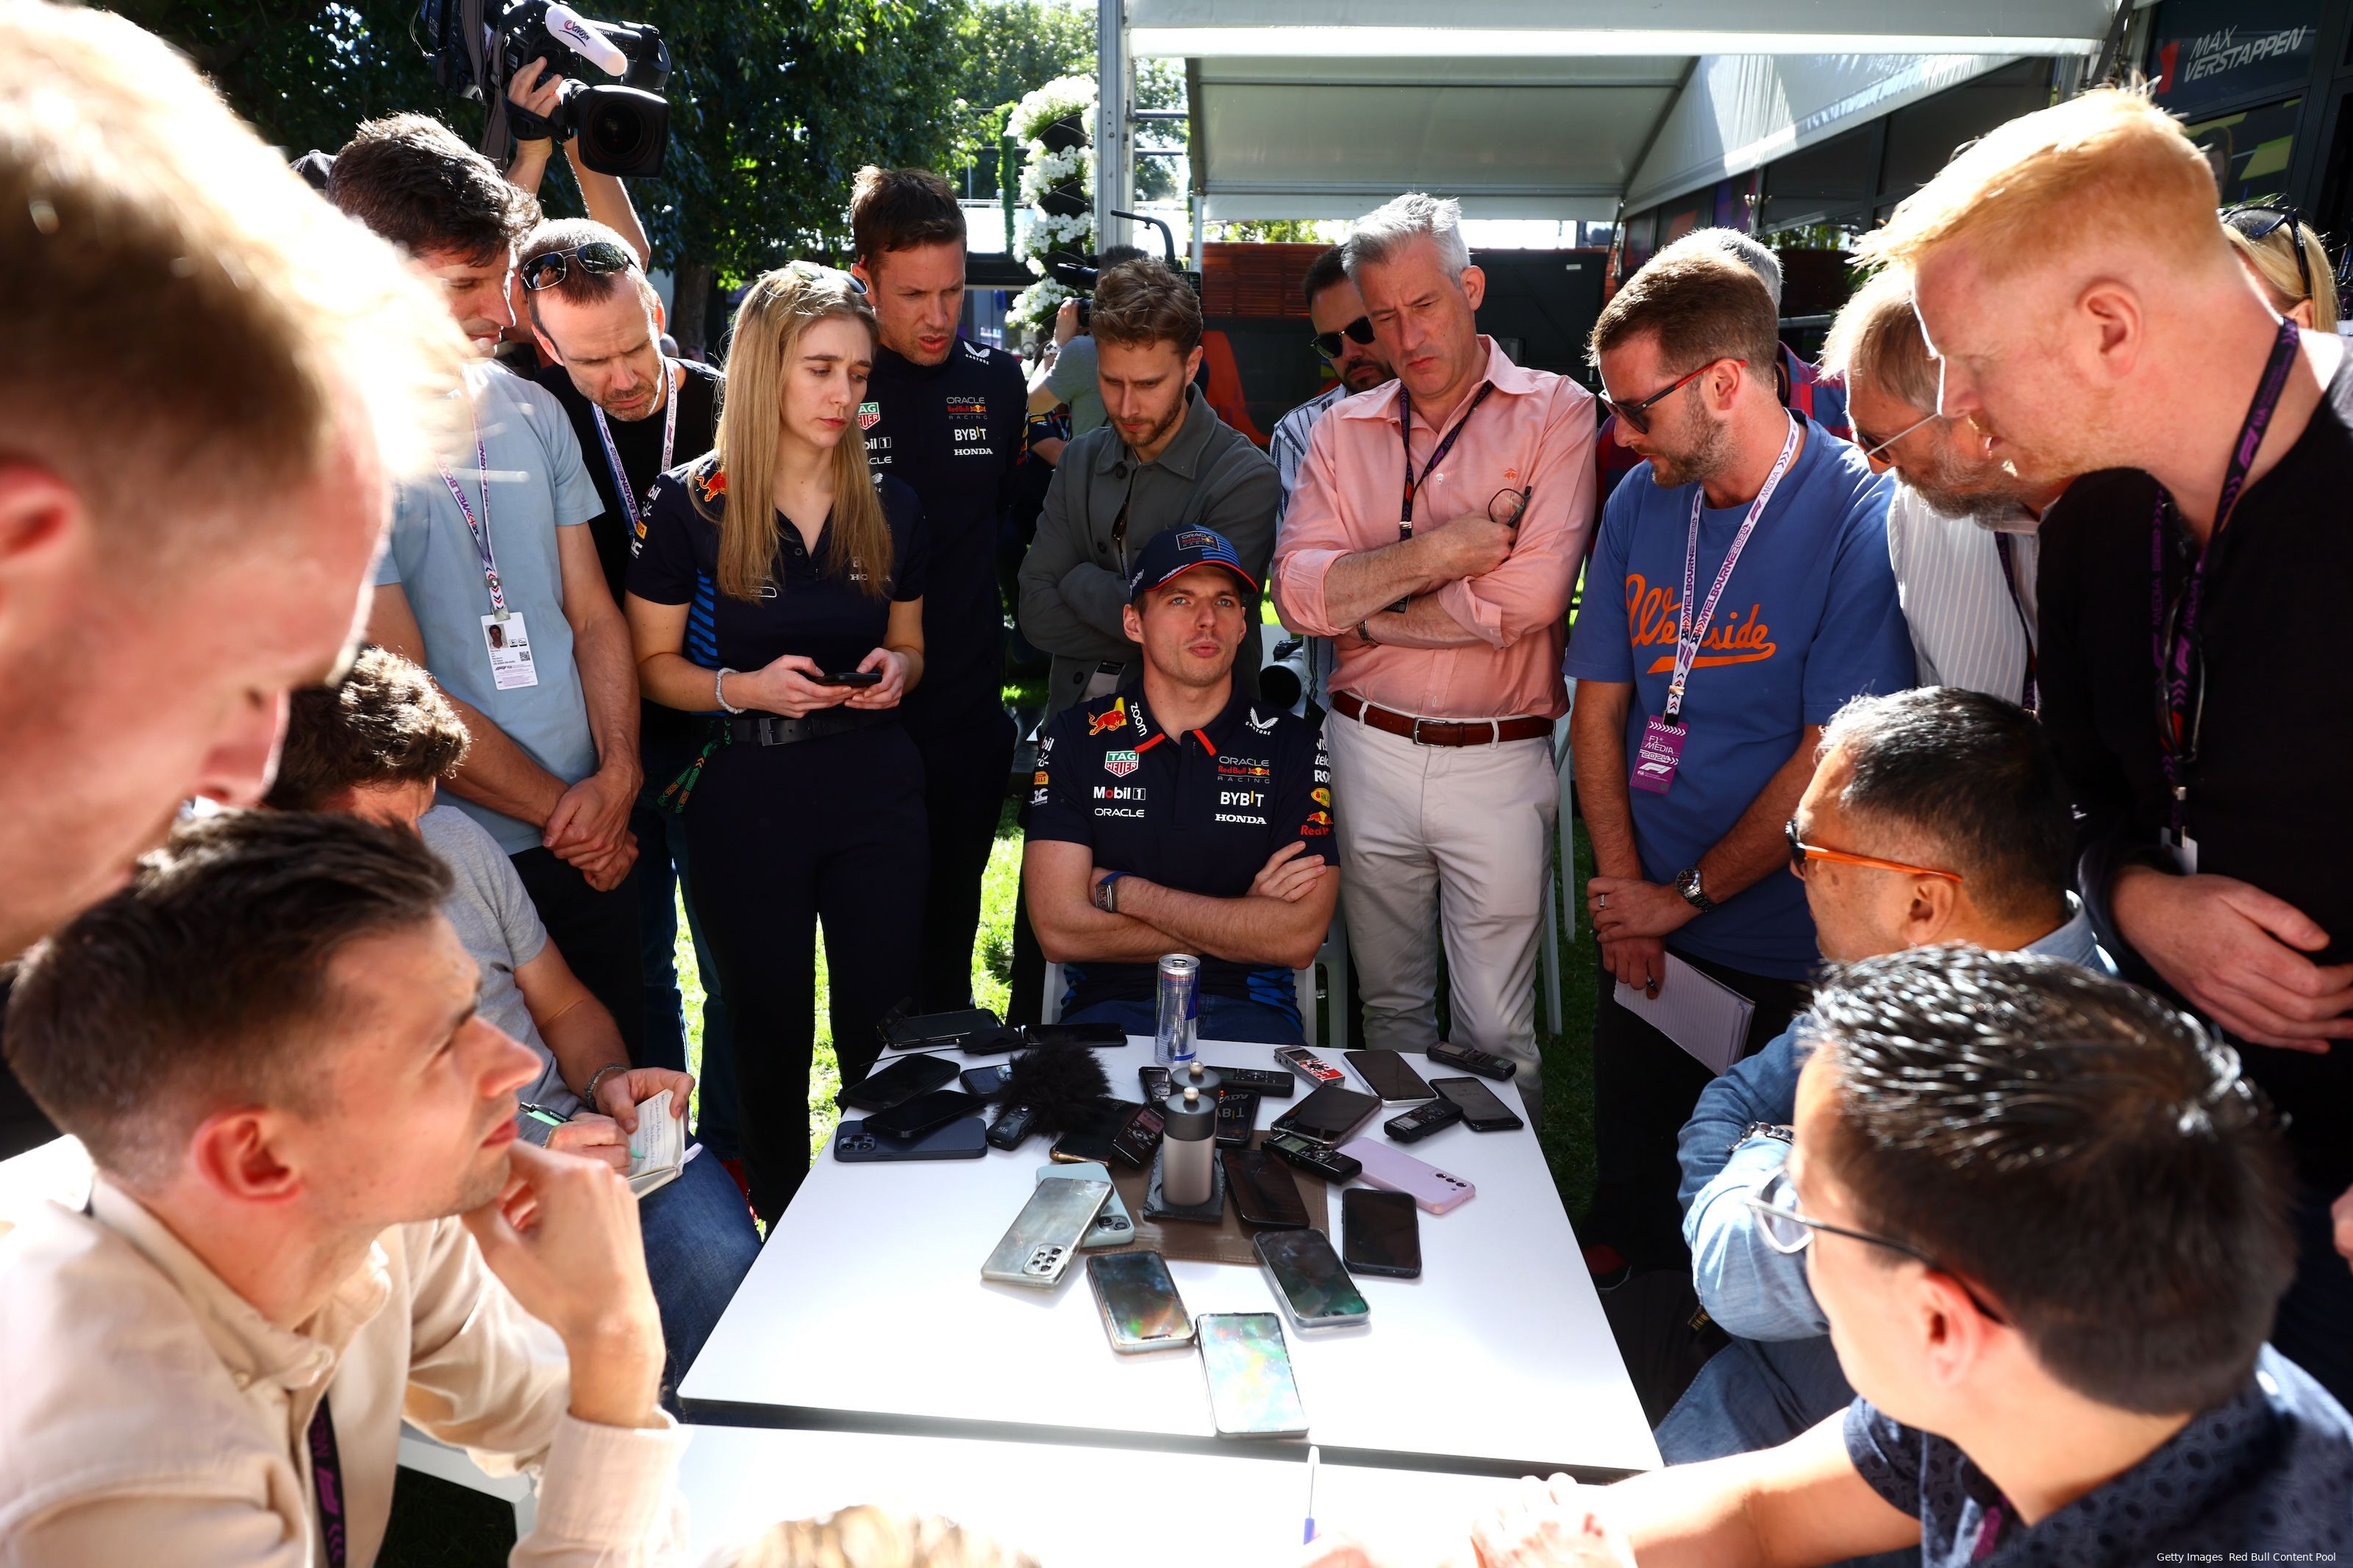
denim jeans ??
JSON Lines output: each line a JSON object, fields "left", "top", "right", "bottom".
{"left": 1063, "top": 992, "right": 1307, "bottom": 1047}
{"left": 633, "top": 796, "right": 739, "bottom": 1160}
{"left": 637, "top": 1148, "right": 761, "bottom": 1406}
{"left": 1657, "top": 1335, "right": 1853, "bottom": 1462}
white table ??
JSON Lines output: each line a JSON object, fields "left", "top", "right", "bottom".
{"left": 676, "top": 1422, "right": 1529, "bottom": 1568}
{"left": 681, "top": 1040, "right": 1659, "bottom": 1479}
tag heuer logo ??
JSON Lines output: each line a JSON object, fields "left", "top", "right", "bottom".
{"left": 1104, "top": 749, "right": 1140, "bottom": 778}
{"left": 857, "top": 401, "right": 882, "bottom": 431}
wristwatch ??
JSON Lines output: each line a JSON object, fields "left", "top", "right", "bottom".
{"left": 1093, "top": 871, "right": 1127, "bottom": 913}
{"left": 1355, "top": 618, "right": 1377, "bottom": 645}
{"left": 1731, "top": 1121, "right": 1795, "bottom": 1158}
{"left": 1676, "top": 864, "right": 1718, "bottom": 913}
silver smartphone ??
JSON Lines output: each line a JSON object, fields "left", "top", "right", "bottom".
{"left": 1038, "top": 1160, "right": 1135, "bottom": 1248}
{"left": 1085, "top": 1250, "right": 1195, "bottom": 1353}
{"left": 1196, "top": 1311, "right": 1309, "bottom": 1439}
{"left": 980, "top": 1176, "right": 1112, "bottom": 1288}
{"left": 1254, "top": 1227, "right": 1371, "bottom": 1333}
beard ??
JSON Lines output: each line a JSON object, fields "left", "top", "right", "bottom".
{"left": 1340, "top": 357, "right": 1392, "bottom": 394}
{"left": 1906, "top": 437, "right": 2041, "bottom": 526}
{"left": 1646, "top": 406, "right": 1735, "bottom": 491}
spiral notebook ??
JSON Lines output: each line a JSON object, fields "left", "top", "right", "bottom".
{"left": 1613, "top": 956, "right": 1756, "bottom": 1075}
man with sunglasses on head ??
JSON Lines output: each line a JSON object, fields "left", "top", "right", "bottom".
{"left": 517, "top": 218, "right": 734, "bottom": 1147}
{"left": 1274, "top": 193, "right": 1595, "bottom": 1120}
{"left": 1663, "top": 687, "right": 2107, "bottom": 1467}
{"left": 1820, "top": 270, "right": 2065, "bottom": 706}
{"left": 1307, "top": 948, "right": 2353, "bottom": 1568}
{"left": 1270, "top": 247, "right": 1397, "bottom": 523}
{"left": 331, "top": 117, "right": 648, "bottom": 1067}
{"left": 1568, "top": 246, "right": 1910, "bottom": 1278}
{"left": 1859, "top": 89, "right": 2353, "bottom": 1406}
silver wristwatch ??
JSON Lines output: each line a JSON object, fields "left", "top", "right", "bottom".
{"left": 1676, "top": 864, "right": 1717, "bottom": 913}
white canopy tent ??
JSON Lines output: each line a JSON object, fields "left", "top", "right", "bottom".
{"left": 1102, "top": 0, "right": 2122, "bottom": 245}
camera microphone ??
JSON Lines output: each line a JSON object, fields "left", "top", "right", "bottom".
{"left": 541, "top": 2, "right": 626, "bottom": 76}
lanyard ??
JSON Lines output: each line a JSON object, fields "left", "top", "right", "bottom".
{"left": 307, "top": 1395, "right": 348, "bottom": 1568}
{"left": 1665, "top": 415, "right": 1802, "bottom": 723}
{"left": 1397, "top": 382, "right": 1496, "bottom": 538}
{"left": 1992, "top": 531, "right": 2038, "bottom": 712}
{"left": 437, "top": 402, "right": 506, "bottom": 620}
{"left": 591, "top": 359, "right": 679, "bottom": 534}
{"left": 2152, "top": 316, "right": 2300, "bottom": 837}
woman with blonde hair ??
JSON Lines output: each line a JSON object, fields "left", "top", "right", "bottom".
{"left": 627, "top": 261, "right": 929, "bottom": 1222}
{"left": 2221, "top": 204, "right": 2339, "bottom": 330}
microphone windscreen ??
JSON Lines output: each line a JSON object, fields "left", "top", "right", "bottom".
{"left": 1002, "top": 1045, "right": 1113, "bottom": 1133}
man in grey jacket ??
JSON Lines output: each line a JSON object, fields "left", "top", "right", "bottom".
{"left": 1018, "top": 259, "right": 1279, "bottom": 715}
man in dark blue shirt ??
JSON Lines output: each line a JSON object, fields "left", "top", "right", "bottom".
{"left": 1307, "top": 948, "right": 2352, "bottom": 1567}
{"left": 1024, "top": 528, "right": 1337, "bottom": 1045}
{"left": 849, "top": 167, "right": 1031, "bottom": 1015}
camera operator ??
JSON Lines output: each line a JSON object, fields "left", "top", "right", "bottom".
{"left": 519, "top": 218, "right": 733, "bottom": 1121}
{"left": 1025, "top": 245, "right": 1146, "bottom": 437}
{"left": 1018, "top": 259, "right": 1280, "bottom": 718}
{"left": 503, "top": 57, "right": 651, "bottom": 268}
{"left": 329, "top": 115, "right": 649, "bottom": 1066}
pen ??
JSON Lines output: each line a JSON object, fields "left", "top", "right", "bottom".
{"left": 1302, "top": 1444, "right": 1319, "bottom": 1544}
{"left": 519, "top": 1102, "right": 569, "bottom": 1128}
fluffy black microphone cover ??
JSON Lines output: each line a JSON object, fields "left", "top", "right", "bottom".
{"left": 1003, "top": 1045, "right": 1113, "bottom": 1133}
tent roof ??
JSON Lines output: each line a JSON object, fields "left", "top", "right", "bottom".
{"left": 1141, "top": 0, "right": 2118, "bottom": 223}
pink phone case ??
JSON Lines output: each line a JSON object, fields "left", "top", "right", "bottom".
{"left": 1336, "top": 1138, "right": 1477, "bottom": 1214}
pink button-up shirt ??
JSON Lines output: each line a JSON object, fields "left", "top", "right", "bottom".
{"left": 1274, "top": 339, "right": 1596, "bottom": 721}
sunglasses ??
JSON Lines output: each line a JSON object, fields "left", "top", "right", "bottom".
{"left": 1785, "top": 819, "right": 1962, "bottom": 883}
{"left": 1599, "top": 359, "right": 1727, "bottom": 435}
{"left": 1743, "top": 1169, "right": 2008, "bottom": 1325}
{"left": 2222, "top": 204, "right": 2314, "bottom": 304}
{"left": 520, "top": 239, "right": 636, "bottom": 293}
{"left": 1312, "top": 315, "right": 1375, "bottom": 360}
{"left": 785, "top": 258, "right": 868, "bottom": 296}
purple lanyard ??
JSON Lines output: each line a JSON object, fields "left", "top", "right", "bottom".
{"left": 1992, "top": 531, "right": 2037, "bottom": 712}
{"left": 2152, "top": 317, "right": 2301, "bottom": 836}
{"left": 307, "top": 1395, "right": 347, "bottom": 1568}
{"left": 1665, "top": 414, "right": 1802, "bottom": 723}
{"left": 1397, "top": 381, "right": 1496, "bottom": 538}
{"left": 437, "top": 402, "right": 507, "bottom": 620}
{"left": 592, "top": 359, "right": 679, "bottom": 534}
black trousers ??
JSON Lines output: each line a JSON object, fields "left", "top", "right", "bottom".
{"left": 1588, "top": 947, "right": 1807, "bottom": 1274}
{"left": 682, "top": 722, "right": 928, "bottom": 1223}
{"left": 906, "top": 698, "right": 1017, "bottom": 1012}
{"left": 510, "top": 845, "right": 645, "bottom": 1065}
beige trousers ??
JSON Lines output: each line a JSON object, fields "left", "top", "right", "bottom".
{"left": 1326, "top": 712, "right": 1557, "bottom": 1123}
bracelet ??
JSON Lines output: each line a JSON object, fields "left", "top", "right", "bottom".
{"left": 715, "top": 666, "right": 745, "bottom": 715}
{"left": 582, "top": 1062, "right": 632, "bottom": 1107}
{"left": 1093, "top": 871, "right": 1128, "bottom": 913}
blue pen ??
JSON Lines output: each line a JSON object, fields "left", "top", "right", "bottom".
{"left": 1302, "top": 1445, "right": 1319, "bottom": 1544}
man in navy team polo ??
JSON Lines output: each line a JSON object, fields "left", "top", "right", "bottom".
{"left": 1024, "top": 529, "right": 1340, "bottom": 1045}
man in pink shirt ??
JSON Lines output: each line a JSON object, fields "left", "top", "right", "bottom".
{"left": 1274, "top": 193, "right": 1597, "bottom": 1112}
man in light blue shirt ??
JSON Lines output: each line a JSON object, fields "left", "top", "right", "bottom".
{"left": 329, "top": 115, "right": 646, "bottom": 1059}
{"left": 1664, "top": 685, "right": 2113, "bottom": 1464}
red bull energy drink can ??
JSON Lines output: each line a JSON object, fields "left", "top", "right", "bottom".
{"left": 1155, "top": 953, "right": 1200, "bottom": 1066}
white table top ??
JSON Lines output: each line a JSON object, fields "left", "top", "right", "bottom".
{"left": 676, "top": 1422, "right": 1527, "bottom": 1568}
{"left": 681, "top": 1040, "right": 1659, "bottom": 1478}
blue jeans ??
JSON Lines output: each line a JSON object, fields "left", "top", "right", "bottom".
{"left": 634, "top": 797, "right": 739, "bottom": 1159}
{"left": 638, "top": 1149, "right": 761, "bottom": 1406}
{"left": 1063, "top": 993, "right": 1307, "bottom": 1047}
{"left": 1657, "top": 1335, "right": 1853, "bottom": 1462}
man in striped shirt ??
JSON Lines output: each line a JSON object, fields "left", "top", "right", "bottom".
{"left": 1270, "top": 246, "right": 1396, "bottom": 521}
{"left": 1821, "top": 270, "right": 2063, "bottom": 709}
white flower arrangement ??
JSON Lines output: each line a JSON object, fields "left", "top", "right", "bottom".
{"left": 1007, "top": 278, "right": 1077, "bottom": 341}
{"left": 1013, "top": 207, "right": 1095, "bottom": 265}
{"left": 1007, "top": 75, "right": 1097, "bottom": 146}
{"left": 1018, "top": 143, "right": 1094, "bottom": 204}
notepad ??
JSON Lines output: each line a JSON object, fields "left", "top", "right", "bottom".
{"left": 1613, "top": 956, "right": 1756, "bottom": 1075}
{"left": 626, "top": 1092, "right": 689, "bottom": 1199}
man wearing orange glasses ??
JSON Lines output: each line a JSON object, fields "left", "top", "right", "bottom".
{"left": 1661, "top": 685, "right": 2111, "bottom": 1466}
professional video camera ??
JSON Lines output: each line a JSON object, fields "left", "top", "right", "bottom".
{"left": 421, "top": 0, "right": 671, "bottom": 177}
{"left": 1045, "top": 210, "right": 1202, "bottom": 332}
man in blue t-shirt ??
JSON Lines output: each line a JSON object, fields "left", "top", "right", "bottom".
{"left": 1305, "top": 951, "right": 2352, "bottom": 1568}
{"left": 1565, "top": 246, "right": 1911, "bottom": 1274}
{"left": 330, "top": 116, "right": 647, "bottom": 1062}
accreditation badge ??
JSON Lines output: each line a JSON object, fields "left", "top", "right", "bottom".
{"left": 482, "top": 612, "right": 540, "bottom": 690}
{"left": 1629, "top": 715, "right": 1685, "bottom": 796}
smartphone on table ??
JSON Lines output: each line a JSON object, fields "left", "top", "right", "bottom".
{"left": 1220, "top": 1147, "right": 1310, "bottom": 1229}
{"left": 1196, "top": 1311, "right": 1309, "bottom": 1439}
{"left": 979, "top": 1176, "right": 1112, "bottom": 1288}
{"left": 1345, "top": 1048, "right": 1435, "bottom": 1102}
{"left": 1341, "top": 1188, "right": 1423, "bottom": 1279}
{"left": 1431, "top": 1074, "right": 1526, "bottom": 1132}
{"left": 1254, "top": 1227, "right": 1371, "bottom": 1331}
{"left": 1087, "top": 1250, "right": 1194, "bottom": 1353}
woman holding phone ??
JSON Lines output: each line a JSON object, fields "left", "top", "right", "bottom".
{"left": 627, "top": 261, "right": 927, "bottom": 1222}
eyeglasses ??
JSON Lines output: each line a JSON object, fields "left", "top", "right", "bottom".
{"left": 785, "top": 258, "right": 868, "bottom": 296}
{"left": 1857, "top": 409, "right": 1943, "bottom": 465}
{"left": 520, "top": 239, "right": 636, "bottom": 293}
{"left": 1599, "top": 359, "right": 1728, "bottom": 436}
{"left": 1743, "top": 1168, "right": 2008, "bottom": 1325}
{"left": 1312, "top": 315, "right": 1375, "bottom": 361}
{"left": 2222, "top": 204, "right": 2313, "bottom": 304}
{"left": 1785, "top": 818, "right": 1962, "bottom": 883}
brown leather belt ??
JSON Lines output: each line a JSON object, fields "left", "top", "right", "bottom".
{"left": 1332, "top": 690, "right": 1552, "bottom": 747}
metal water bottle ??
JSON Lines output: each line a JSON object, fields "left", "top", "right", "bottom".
{"left": 1163, "top": 1084, "right": 1216, "bottom": 1206}
{"left": 1154, "top": 953, "right": 1200, "bottom": 1067}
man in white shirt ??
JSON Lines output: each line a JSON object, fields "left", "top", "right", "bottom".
{"left": 1820, "top": 268, "right": 2063, "bottom": 709}
{"left": 0, "top": 812, "right": 685, "bottom": 1567}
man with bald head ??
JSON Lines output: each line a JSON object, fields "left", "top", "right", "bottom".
{"left": 1859, "top": 85, "right": 2353, "bottom": 1406}
{"left": 1820, "top": 269, "right": 2062, "bottom": 705}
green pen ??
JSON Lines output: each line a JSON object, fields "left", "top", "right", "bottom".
{"left": 520, "top": 1102, "right": 570, "bottom": 1130}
